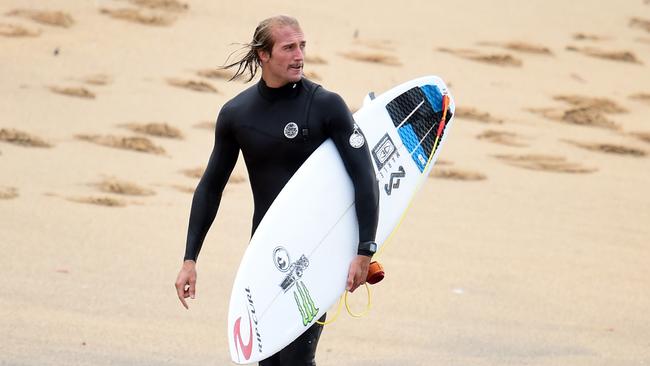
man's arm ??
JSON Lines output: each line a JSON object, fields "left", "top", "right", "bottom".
{"left": 323, "top": 92, "right": 380, "bottom": 292}
{"left": 175, "top": 107, "right": 239, "bottom": 308}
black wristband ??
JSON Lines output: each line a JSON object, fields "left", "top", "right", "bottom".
{"left": 357, "top": 241, "right": 377, "bottom": 257}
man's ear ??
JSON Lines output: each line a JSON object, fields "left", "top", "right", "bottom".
{"left": 258, "top": 49, "right": 270, "bottom": 63}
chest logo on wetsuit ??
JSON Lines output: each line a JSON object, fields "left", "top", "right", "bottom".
{"left": 349, "top": 123, "right": 365, "bottom": 148}
{"left": 283, "top": 122, "right": 299, "bottom": 139}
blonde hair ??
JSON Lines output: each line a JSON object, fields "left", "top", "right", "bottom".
{"left": 221, "top": 15, "right": 301, "bottom": 82}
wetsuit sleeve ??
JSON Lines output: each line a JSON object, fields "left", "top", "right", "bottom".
{"left": 323, "top": 93, "right": 380, "bottom": 256}
{"left": 184, "top": 106, "right": 239, "bottom": 261}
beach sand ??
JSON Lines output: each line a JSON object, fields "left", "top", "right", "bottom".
{"left": 1, "top": 0, "right": 649, "bottom": 365}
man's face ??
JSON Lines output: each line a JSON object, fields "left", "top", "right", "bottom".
{"left": 260, "top": 25, "right": 305, "bottom": 87}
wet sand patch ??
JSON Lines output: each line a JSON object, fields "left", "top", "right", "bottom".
{"left": 92, "top": 177, "right": 156, "bottom": 196}
{"left": 167, "top": 78, "right": 217, "bottom": 93}
{"left": 494, "top": 154, "right": 597, "bottom": 173}
{"left": 0, "top": 187, "right": 19, "bottom": 200}
{"left": 553, "top": 95, "right": 627, "bottom": 114}
{"left": 99, "top": 8, "right": 174, "bottom": 26}
{"left": 68, "top": 196, "right": 127, "bottom": 207}
{"left": 0, "top": 23, "right": 41, "bottom": 37}
{"left": 455, "top": 107, "right": 503, "bottom": 124}
{"left": 119, "top": 122, "right": 184, "bottom": 139}
{"left": 438, "top": 47, "right": 522, "bottom": 67}
{"left": 49, "top": 86, "right": 96, "bottom": 99}
{"left": 128, "top": 0, "right": 189, "bottom": 12}
{"left": 566, "top": 46, "right": 642, "bottom": 64}
{"left": 630, "top": 17, "right": 650, "bottom": 33}
{"left": 429, "top": 168, "right": 487, "bottom": 181}
{"left": 477, "top": 130, "right": 528, "bottom": 147}
{"left": 76, "top": 134, "right": 165, "bottom": 154}
{"left": 478, "top": 41, "right": 552, "bottom": 55}
{"left": 0, "top": 128, "right": 52, "bottom": 147}
{"left": 563, "top": 140, "right": 646, "bottom": 157}
{"left": 340, "top": 51, "right": 401, "bottom": 66}
{"left": 6, "top": 9, "right": 74, "bottom": 28}
{"left": 528, "top": 107, "right": 620, "bottom": 130}
{"left": 305, "top": 55, "right": 328, "bottom": 64}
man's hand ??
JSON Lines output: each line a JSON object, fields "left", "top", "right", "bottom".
{"left": 175, "top": 260, "right": 197, "bottom": 309}
{"left": 347, "top": 255, "right": 371, "bottom": 293}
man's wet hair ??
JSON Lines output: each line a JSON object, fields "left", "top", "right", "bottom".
{"left": 221, "top": 15, "right": 301, "bottom": 82}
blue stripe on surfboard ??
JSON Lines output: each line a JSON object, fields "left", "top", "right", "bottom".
{"left": 397, "top": 124, "right": 427, "bottom": 172}
{"left": 419, "top": 84, "right": 443, "bottom": 113}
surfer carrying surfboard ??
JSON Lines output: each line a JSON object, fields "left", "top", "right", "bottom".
{"left": 175, "top": 15, "right": 380, "bottom": 366}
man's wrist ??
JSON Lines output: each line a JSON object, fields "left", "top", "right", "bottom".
{"left": 357, "top": 241, "right": 377, "bottom": 257}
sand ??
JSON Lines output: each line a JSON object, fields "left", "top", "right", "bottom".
{"left": 1, "top": 0, "right": 649, "bottom": 365}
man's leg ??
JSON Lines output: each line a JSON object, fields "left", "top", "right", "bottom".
{"left": 259, "top": 314, "right": 326, "bottom": 366}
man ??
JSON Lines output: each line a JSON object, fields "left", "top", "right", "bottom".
{"left": 175, "top": 15, "right": 379, "bottom": 366}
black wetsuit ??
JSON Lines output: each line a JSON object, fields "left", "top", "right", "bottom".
{"left": 183, "top": 78, "right": 379, "bottom": 366}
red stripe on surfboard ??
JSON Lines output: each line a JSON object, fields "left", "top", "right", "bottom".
{"left": 435, "top": 95, "right": 450, "bottom": 137}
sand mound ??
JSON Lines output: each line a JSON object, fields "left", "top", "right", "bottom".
{"left": 76, "top": 134, "right": 165, "bottom": 154}
{"left": 340, "top": 51, "right": 401, "bottom": 66}
{"left": 120, "top": 122, "right": 184, "bottom": 139}
{"left": 494, "top": 154, "right": 597, "bottom": 173}
{"left": 0, "top": 128, "right": 52, "bottom": 148}
{"left": 455, "top": 107, "right": 503, "bottom": 124}
{"left": 0, "top": 23, "right": 41, "bottom": 37}
{"left": 553, "top": 95, "right": 627, "bottom": 113}
{"left": 528, "top": 107, "right": 620, "bottom": 130}
{"left": 630, "top": 17, "right": 650, "bottom": 33}
{"left": 564, "top": 140, "right": 646, "bottom": 157}
{"left": 167, "top": 78, "right": 218, "bottom": 93}
{"left": 629, "top": 131, "right": 650, "bottom": 144}
{"left": 572, "top": 33, "right": 607, "bottom": 41}
{"left": 6, "top": 9, "right": 74, "bottom": 28}
{"left": 196, "top": 68, "right": 233, "bottom": 80}
{"left": 81, "top": 74, "right": 112, "bottom": 86}
{"left": 304, "top": 55, "right": 328, "bottom": 64}
{"left": 438, "top": 47, "right": 523, "bottom": 67}
{"left": 128, "top": 0, "right": 189, "bottom": 12}
{"left": 93, "top": 178, "right": 156, "bottom": 196}
{"left": 49, "top": 86, "right": 96, "bottom": 99}
{"left": 68, "top": 196, "right": 126, "bottom": 207}
{"left": 99, "top": 8, "right": 174, "bottom": 26}
{"left": 477, "top": 130, "right": 528, "bottom": 147}
{"left": 0, "top": 187, "right": 19, "bottom": 200}
{"left": 430, "top": 168, "right": 487, "bottom": 181}
{"left": 479, "top": 41, "right": 552, "bottom": 55}
{"left": 566, "top": 46, "right": 642, "bottom": 64}
{"left": 629, "top": 93, "right": 650, "bottom": 104}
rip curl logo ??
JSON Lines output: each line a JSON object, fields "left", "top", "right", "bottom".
{"left": 293, "top": 281, "right": 319, "bottom": 326}
{"left": 233, "top": 287, "right": 262, "bottom": 362}
{"left": 284, "top": 122, "right": 299, "bottom": 139}
{"left": 384, "top": 166, "right": 405, "bottom": 195}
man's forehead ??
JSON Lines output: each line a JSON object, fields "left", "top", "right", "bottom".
{"left": 271, "top": 25, "right": 305, "bottom": 44}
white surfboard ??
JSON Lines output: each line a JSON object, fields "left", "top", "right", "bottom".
{"left": 227, "top": 76, "right": 455, "bottom": 364}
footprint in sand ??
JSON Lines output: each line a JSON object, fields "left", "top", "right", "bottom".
{"left": 494, "top": 154, "right": 597, "bottom": 174}
{"left": 99, "top": 8, "right": 175, "bottom": 26}
{"left": 566, "top": 46, "right": 642, "bottom": 64}
{"left": 0, "top": 23, "right": 41, "bottom": 37}
{"left": 455, "top": 107, "right": 503, "bottom": 124}
{"left": 477, "top": 41, "right": 553, "bottom": 55}
{"left": 91, "top": 177, "right": 156, "bottom": 196}
{"left": 76, "top": 134, "right": 166, "bottom": 155}
{"left": 572, "top": 33, "right": 608, "bottom": 41}
{"left": 477, "top": 130, "right": 529, "bottom": 147}
{"left": 528, "top": 107, "right": 620, "bottom": 130}
{"left": 553, "top": 95, "right": 627, "bottom": 114}
{"left": 438, "top": 47, "right": 522, "bottom": 67}
{"left": 0, "top": 128, "right": 52, "bottom": 148}
{"left": 5, "top": 9, "right": 74, "bottom": 28}
{"left": 49, "top": 86, "right": 96, "bottom": 99}
{"left": 167, "top": 78, "right": 218, "bottom": 93}
{"left": 429, "top": 168, "right": 487, "bottom": 181}
{"left": 0, "top": 187, "right": 19, "bottom": 200}
{"left": 180, "top": 167, "right": 246, "bottom": 184}
{"left": 67, "top": 196, "right": 127, "bottom": 207}
{"left": 78, "top": 74, "right": 112, "bottom": 86}
{"left": 340, "top": 51, "right": 401, "bottom": 66}
{"left": 119, "top": 122, "right": 184, "bottom": 139}
{"left": 629, "top": 93, "right": 650, "bottom": 105}
{"left": 196, "top": 69, "right": 233, "bottom": 80}
{"left": 127, "top": 0, "right": 189, "bottom": 12}
{"left": 630, "top": 17, "right": 650, "bottom": 33}
{"left": 563, "top": 140, "right": 646, "bottom": 157}
{"left": 305, "top": 55, "right": 328, "bottom": 65}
